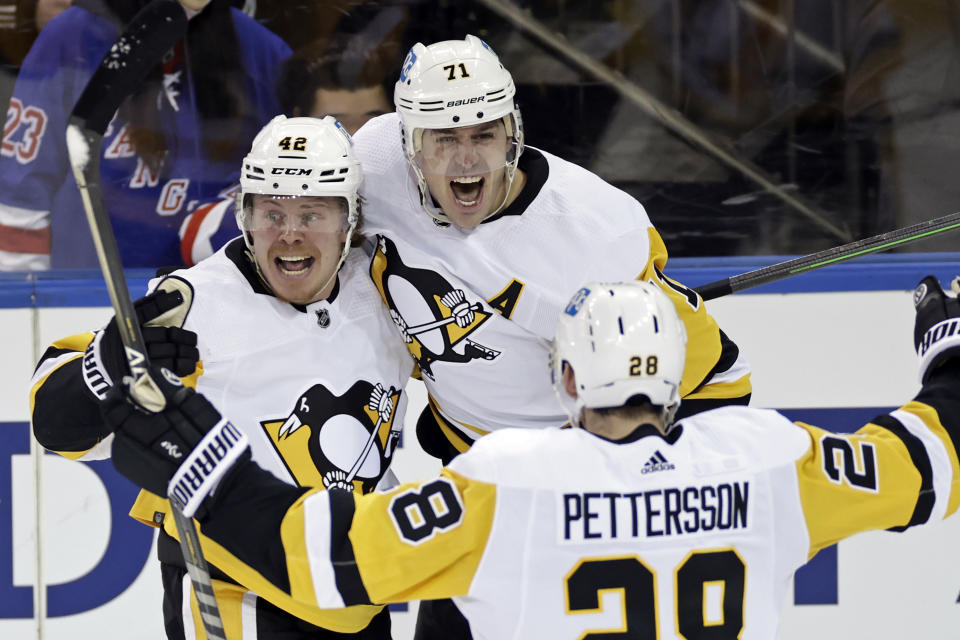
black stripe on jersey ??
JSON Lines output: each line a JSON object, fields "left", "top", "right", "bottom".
{"left": 224, "top": 236, "right": 340, "bottom": 311}
{"left": 915, "top": 360, "right": 960, "bottom": 458}
{"left": 689, "top": 329, "right": 741, "bottom": 392}
{"left": 482, "top": 148, "right": 548, "bottom": 224}
{"left": 226, "top": 237, "right": 273, "bottom": 297}
{"left": 202, "top": 460, "right": 310, "bottom": 595}
{"left": 33, "top": 345, "right": 83, "bottom": 375}
{"left": 870, "top": 414, "right": 935, "bottom": 531}
{"left": 675, "top": 395, "right": 751, "bottom": 422}
{"left": 327, "top": 490, "right": 372, "bottom": 606}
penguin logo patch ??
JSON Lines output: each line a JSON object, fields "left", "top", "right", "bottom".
{"left": 261, "top": 380, "right": 402, "bottom": 494}
{"left": 370, "top": 235, "right": 500, "bottom": 380}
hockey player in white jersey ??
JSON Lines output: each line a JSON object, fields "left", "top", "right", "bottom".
{"left": 30, "top": 116, "right": 412, "bottom": 638}
{"left": 360, "top": 35, "right": 753, "bottom": 636}
{"left": 356, "top": 35, "right": 751, "bottom": 465}
{"left": 103, "top": 276, "right": 960, "bottom": 639}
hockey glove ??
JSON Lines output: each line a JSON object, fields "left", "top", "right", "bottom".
{"left": 104, "top": 364, "right": 249, "bottom": 517}
{"left": 913, "top": 275, "right": 960, "bottom": 383}
{"left": 83, "top": 285, "right": 198, "bottom": 401}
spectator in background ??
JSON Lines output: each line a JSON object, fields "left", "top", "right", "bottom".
{"left": 0, "top": 0, "right": 290, "bottom": 271}
{"left": 35, "top": 0, "right": 71, "bottom": 30}
{"left": 278, "top": 33, "right": 396, "bottom": 135}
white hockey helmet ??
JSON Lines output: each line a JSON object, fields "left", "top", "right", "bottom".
{"left": 551, "top": 281, "right": 687, "bottom": 428}
{"left": 237, "top": 115, "right": 362, "bottom": 248}
{"left": 394, "top": 34, "right": 524, "bottom": 223}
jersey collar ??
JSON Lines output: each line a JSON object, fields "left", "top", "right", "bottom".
{"left": 224, "top": 237, "right": 340, "bottom": 312}
{"left": 480, "top": 148, "right": 549, "bottom": 224}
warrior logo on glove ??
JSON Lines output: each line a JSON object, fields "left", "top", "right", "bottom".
{"left": 370, "top": 235, "right": 501, "bottom": 380}
{"left": 260, "top": 380, "right": 402, "bottom": 494}
{"left": 912, "top": 275, "right": 960, "bottom": 383}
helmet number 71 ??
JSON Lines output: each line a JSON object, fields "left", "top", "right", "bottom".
{"left": 443, "top": 63, "right": 471, "bottom": 81}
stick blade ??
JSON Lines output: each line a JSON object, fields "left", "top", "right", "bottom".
{"left": 70, "top": 0, "right": 187, "bottom": 135}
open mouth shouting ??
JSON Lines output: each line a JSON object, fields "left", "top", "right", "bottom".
{"left": 274, "top": 255, "right": 316, "bottom": 277}
{"left": 449, "top": 175, "right": 485, "bottom": 208}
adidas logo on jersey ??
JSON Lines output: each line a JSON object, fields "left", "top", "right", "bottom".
{"left": 642, "top": 450, "right": 675, "bottom": 474}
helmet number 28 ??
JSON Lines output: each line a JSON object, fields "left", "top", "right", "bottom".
{"left": 279, "top": 136, "right": 307, "bottom": 152}
{"left": 629, "top": 356, "right": 659, "bottom": 376}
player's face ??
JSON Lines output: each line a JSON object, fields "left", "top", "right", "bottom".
{"left": 417, "top": 121, "right": 513, "bottom": 229}
{"left": 248, "top": 195, "right": 347, "bottom": 305}
{"left": 306, "top": 86, "right": 391, "bottom": 135}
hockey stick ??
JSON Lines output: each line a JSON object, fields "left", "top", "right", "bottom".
{"left": 64, "top": 3, "right": 226, "bottom": 638}
{"left": 694, "top": 211, "right": 960, "bottom": 301}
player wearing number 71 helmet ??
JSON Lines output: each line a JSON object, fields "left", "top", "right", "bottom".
{"left": 106, "top": 276, "right": 960, "bottom": 639}
{"left": 355, "top": 35, "right": 752, "bottom": 467}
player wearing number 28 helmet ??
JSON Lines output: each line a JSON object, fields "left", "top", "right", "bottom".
{"left": 106, "top": 277, "right": 960, "bottom": 640}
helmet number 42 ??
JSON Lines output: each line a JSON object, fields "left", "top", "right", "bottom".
{"left": 278, "top": 136, "right": 307, "bottom": 152}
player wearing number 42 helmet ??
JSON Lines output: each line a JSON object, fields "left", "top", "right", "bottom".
{"left": 105, "top": 276, "right": 960, "bottom": 640}
{"left": 30, "top": 115, "right": 412, "bottom": 639}
{"left": 354, "top": 35, "right": 752, "bottom": 468}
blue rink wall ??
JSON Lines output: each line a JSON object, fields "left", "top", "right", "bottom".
{"left": 2, "top": 253, "right": 960, "bottom": 639}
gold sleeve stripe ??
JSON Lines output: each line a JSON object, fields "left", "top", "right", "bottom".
{"left": 128, "top": 489, "right": 168, "bottom": 527}
{"left": 50, "top": 333, "right": 96, "bottom": 352}
{"left": 161, "top": 513, "right": 384, "bottom": 633}
{"left": 795, "top": 421, "right": 921, "bottom": 557}
{"left": 280, "top": 491, "right": 318, "bottom": 609}
{"left": 28, "top": 332, "right": 94, "bottom": 415}
{"left": 350, "top": 469, "right": 496, "bottom": 603}
{"left": 896, "top": 402, "right": 960, "bottom": 519}
{"left": 427, "top": 398, "right": 476, "bottom": 454}
{"left": 641, "top": 228, "right": 723, "bottom": 397}
{"left": 682, "top": 373, "right": 752, "bottom": 401}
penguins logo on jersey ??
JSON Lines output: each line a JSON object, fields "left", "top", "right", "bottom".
{"left": 260, "top": 380, "right": 402, "bottom": 494}
{"left": 370, "top": 235, "right": 501, "bottom": 380}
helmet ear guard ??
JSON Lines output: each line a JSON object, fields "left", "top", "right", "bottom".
{"left": 551, "top": 282, "right": 688, "bottom": 429}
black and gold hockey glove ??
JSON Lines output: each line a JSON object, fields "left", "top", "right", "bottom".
{"left": 104, "top": 365, "right": 249, "bottom": 517}
{"left": 913, "top": 275, "right": 960, "bottom": 383}
{"left": 83, "top": 284, "right": 198, "bottom": 400}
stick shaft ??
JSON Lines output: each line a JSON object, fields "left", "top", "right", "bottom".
{"left": 695, "top": 211, "right": 960, "bottom": 301}
{"left": 65, "top": 3, "right": 225, "bottom": 638}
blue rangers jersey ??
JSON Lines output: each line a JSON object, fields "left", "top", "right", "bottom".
{"left": 0, "top": 6, "right": 289, "bottom": 269}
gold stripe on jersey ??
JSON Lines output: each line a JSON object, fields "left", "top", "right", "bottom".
{"left": 795, "top": 421, "right": 921, "bottom": 557}
{"left": 428, "top": 396, "right": 490, "bottom": 454}
{"left": 280, "top": 492, "right": 318, "bottom": 609}
{"left": 682, "top": 375, "right": 753, "bottom": 401}
{"left": 28, "top": 333, "right": 93, "bottom": 415}
{"left": 50, "top": 332, "right": 95, "bottom": 352}
{"left": 163, "top": 515, "right": 385, "bottom": 632}
{"left": 191, "top": 578, "right": 255, "bottom": 640}
{"left": 349, "top": 468, "right": 496, "bottom": 604}
{"left": 641, "top": 229, "right": 726, "bottom": 398}
{"left": 901, "top": 401, "right": 960, "bottom": 518}
{"left": 130, "top": 494, "right": 383, "bottom": 632}
{"left": 129, "top": 489, "right": 168, "bottom": 527}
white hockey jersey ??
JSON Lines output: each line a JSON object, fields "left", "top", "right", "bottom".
{"left": 29, "top": 237, "right": 414, "bottom": 632}
{"left": 354, "top": 113, "right": 751, "bottom": 449}
{"left": 233, "top": 393, "right": 959, "bottom": 639}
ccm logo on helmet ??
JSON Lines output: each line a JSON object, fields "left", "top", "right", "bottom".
{"left": 446, "top": 96, "right": 486, "bottom": 108}
{"left": 271, "top": 168, "right": 313, "bottom": 176}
